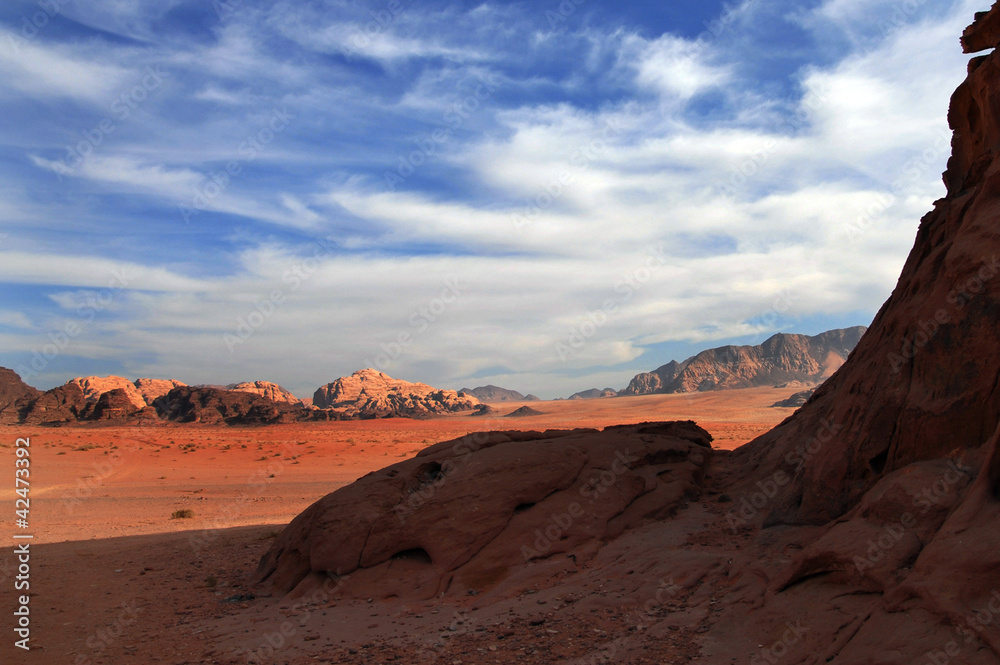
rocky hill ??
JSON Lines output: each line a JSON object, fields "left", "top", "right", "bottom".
{"left": 227, "top": 381, "right": 302, "bottom": 406}
{"left": 66, "top": 375, "right": 148, "bottom": 409}
{"left": 314, "top": 369, "right": 480, "bottom": 418}
{"left": 134, "top": 378, "right": 186, "bottom": 404}
{"left": 621, "top": 326, "right": 866, "bottom": 395}
{"left": 458, "top": 385, "right": 540, "bottom": 402}
{"left": 152, "top": 386, "right": 321, "bottom": 425}
{"left": 568, "top": 388, "right": 617, "bottom": 399}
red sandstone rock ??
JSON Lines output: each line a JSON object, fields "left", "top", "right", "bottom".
{"left": 66, "top": 375, "right": 147, "bottom": 410}
{"left": 254, "top": 421, "right": 713, "bottom": 600}
{"left": 133, "top": 378, "right": 186, "bottom": 405}
{"left": 313, "top": 369, "right": 480, "bottom": 417}
{"left": 621, "top": 327, "right": 865, "bottom": 396}
{"left": 228, "top": 380, "right": 302, "bottom": 405}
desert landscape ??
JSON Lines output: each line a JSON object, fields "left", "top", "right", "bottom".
{"left": 4, "top": 0, "right": 1000, "bottom": 664}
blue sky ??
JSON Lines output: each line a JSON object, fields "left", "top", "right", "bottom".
{"left": 0, "top": 0, "right": 979, "bottom": 399}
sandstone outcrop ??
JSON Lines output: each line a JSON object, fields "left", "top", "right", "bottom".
{"left": 153, "top": 386, "right": 315, "bottom": 425}
{"left": 228, "top": 381, "right": 302, "bottom": 406}
{"left": 20, "top": 382, "right": 88, "bottom": 425}
{"left": 313, "top": 369, "right": 480, "bottom": 418}
{"left": 0, "top": 367, "right": 39, "bottom": 424}
{"left": 133, "top": 378, "right": 186, "bottom": 405}
{"left": 254, "top": 421, "right": 712, "bottom": 599}
{"left": 66, "top": 375, "right": 147, "bottom": 410}
{"left": 621, "top": 327, "right": 866, "bottom": 395}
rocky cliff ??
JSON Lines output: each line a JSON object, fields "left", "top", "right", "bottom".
{"left": 313, "top": 369, "right": 480, "bottom": 418}
{"left": 228, "top": 380, "right": 303, "bottom": 406}
{"left": 621, "top": 327, "right": 866, "bottom": 395}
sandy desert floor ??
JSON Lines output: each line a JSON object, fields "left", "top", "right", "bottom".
{"left": 0, "top": 387, "right": 794, "bottom": 664}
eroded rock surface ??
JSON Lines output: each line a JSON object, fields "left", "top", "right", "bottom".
{"left": 254, "top": 422, "right": 713, "bottom": 601}
{"left": 313, "top": 369, "right": 479, "bottom": 417}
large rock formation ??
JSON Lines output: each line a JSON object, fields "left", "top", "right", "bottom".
{"left": 65, "top": 375, "right": 147, "bottom": 410}
{"left": 254, "top": 422, "right": 712, "bottom": 599}
{"left": 313, "top": 369, "right": 480, "bottom": 418}
{"left": 0, "top": 367, "right": 39, "bottom": 424}
{"left": 153, "top": 386, "right": 317, "bottom": 425}
{"left": 620, "top": 327, "right": 866, "bottom": 395}
{"left": 458, "top": 385, "right": 540, "bottom": 402}
{"left": 228, "top": 380, "right": 303, "bottom": 406}
{"left": 20, "top": 382, "right": 88, "bottom": 425}
{"left": 133, "top": 378, "right": 186, "bottom": 405}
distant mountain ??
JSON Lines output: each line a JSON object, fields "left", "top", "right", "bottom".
{"left": 228, "top": 381, "right": 303, "bottom": 406}
{"left": 314, "top": 369, "right": 480, "bottom": 418}
{"left": 621, "top": 327, "right": 867, "bottom": 396}
{"left": 0, "top": 367, "right": 39, "bottom": 424}
{"left": 568, "top": 388, "right": 617, "bottom": 400}
{"left": 459, "top": 385, "right": 540, "bottom": 402}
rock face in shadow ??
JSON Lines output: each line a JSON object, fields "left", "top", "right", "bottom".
{"left": 153, "top": 386, "right": 315, "bottom": 425}
{"left": 313, "top": 369, "right": 480, "bottom": 418}
{"left": 254, "top": 421, "right": 712, "bottom": 600}
{"left": 770, "top": 388, "right": 815, "bottom": 408}
{"left": 87, "top": 388, "right": 147, "bottom": 420}
{"left": 0, "top": 367, "right": 40, "bottom": 424}
{"left": 20, "top": 383, "right": 88, "bottom": 425}
{"left": 621, "top": 327, "right": 866, "bottom": 396}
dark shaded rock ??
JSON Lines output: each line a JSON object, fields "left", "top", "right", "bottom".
{"left": 0, "top": 367, "right": 39, "bottom": 424}
{"left": 770, "top": 389, "right": 815, "bottom": 408}
{"left": 568, "top": 388, "right": 617, "bottom": 400}
{"left": 153, "top": 386, "right": 308, "bottom": 425}
{"left": 504, "top": 406, "right": 543, "bottom": 417}
{"left": 20, "top": 383, "right": 88, "bottom": 425}
{"left": 459, "top": 385, "right": 538, "bottom": 402}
